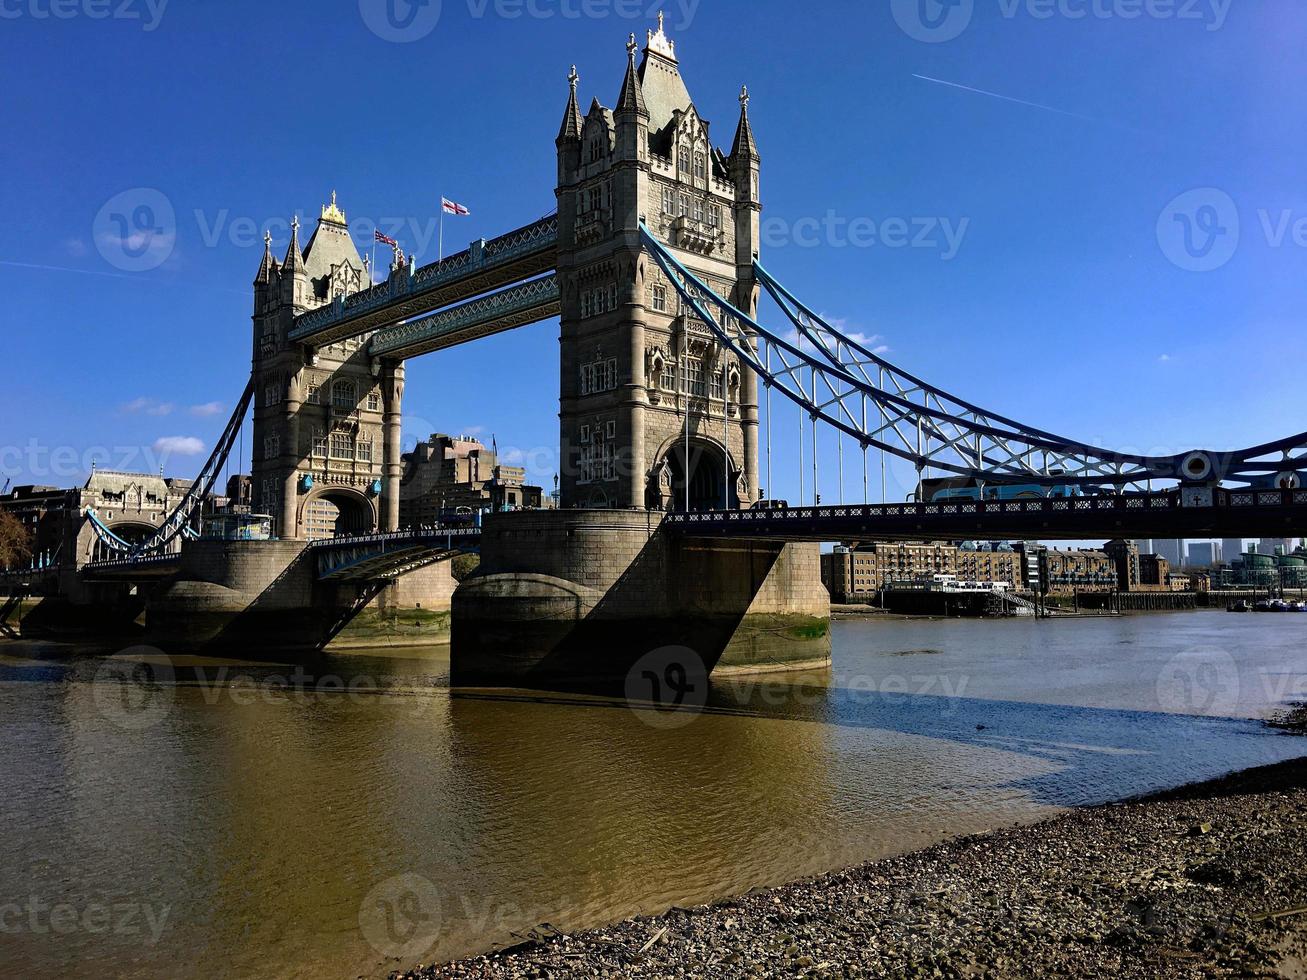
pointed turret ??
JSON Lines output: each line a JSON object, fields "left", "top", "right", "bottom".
{"left": 283, "top": 215, "right": 305, "bottom": 274}
{"left": 253, "top": 230, "right": 275, "bottom": 285}
{"left": 556, "top": 65, "right": 583, "bottom": 144}
{"left": 616, "top": 34, "right": 647, "bottom": 118}
{"left": 730, "top": 85, "right": 759, "bottom": 162}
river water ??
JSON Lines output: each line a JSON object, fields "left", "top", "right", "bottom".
{"left": 1, "top": 611, "right": 1304, "bottom": 978}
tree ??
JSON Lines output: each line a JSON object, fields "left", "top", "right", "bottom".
{"left": 451, "top": 553, "right": 481, "bottom": 582}
{"left": 0, "top": 511, "right": 32, "bottom": 570}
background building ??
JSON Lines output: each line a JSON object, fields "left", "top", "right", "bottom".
{"left": 1187, "top": 541, "right": 1216, "bottom": 567}
{"left": 1152, "top": 539, "right": 1184, "bottom": 567}
{"left": 400, "top": 433, "right": 546, "bottom": 525}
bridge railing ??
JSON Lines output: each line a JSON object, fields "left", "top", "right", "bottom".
{"left": 664, "top": 488, "right": 1306, "bottom": 527}
{"left": 289, "top": 216, "right": 558, "bottom": 342}
{"left": 307, "top": 525, "right": 482, "bottom": 550}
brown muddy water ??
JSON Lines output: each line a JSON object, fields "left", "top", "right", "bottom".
{"left": 1, "top": 610, "right": 1304, "bottom": 978}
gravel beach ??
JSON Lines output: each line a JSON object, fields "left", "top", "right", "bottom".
{"left": 399, "top": 755, "right": 1307, "bottom": 979}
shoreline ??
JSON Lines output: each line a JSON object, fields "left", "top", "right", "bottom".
{"left": 402, "top": 756, "right": 1307, "bottom": 979}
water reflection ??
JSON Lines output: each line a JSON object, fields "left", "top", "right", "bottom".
{"left": 0, "top": 611, "right": 1304, "bottom": 979}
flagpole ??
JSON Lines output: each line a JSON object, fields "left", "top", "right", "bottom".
{"left": 438, "top": 200, "right": 444, "bottom": 262}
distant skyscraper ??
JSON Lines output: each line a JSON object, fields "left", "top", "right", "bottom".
{"left": 1221, "top": 538, "right": 1244, "bottom": 564}
{"left": 1259, "top": 538, "right": 1292, "bottom": 557}
{"left": 1188, "top": 542, "right": 1216, "bottom": 567}
{"left": 1152, "top": 539, "right": 1184, "bottom": 566}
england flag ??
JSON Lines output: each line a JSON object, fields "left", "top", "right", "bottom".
{"left": 441, "top": 198, "right": 470, "bottom": 216}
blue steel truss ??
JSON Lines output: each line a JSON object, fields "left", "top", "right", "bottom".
{"left": 369, "top": 274, "right": 560, "bottom": 359}
{"left": 640, "top": 223, "right": 1307, "bottom": 490}
{"left": 289, "top": 216, "right": 558, "bottom": 347}
{"left": 86, "top": 379, "right": 255, "bottom": 559}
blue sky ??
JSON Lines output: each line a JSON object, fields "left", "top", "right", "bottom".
{"left": 1, "top": 0, "right": 1304, "bottom": 524}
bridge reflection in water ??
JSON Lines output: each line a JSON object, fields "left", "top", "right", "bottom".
{"left": 2, "top": 613, "right": 1305, "bottom": 979}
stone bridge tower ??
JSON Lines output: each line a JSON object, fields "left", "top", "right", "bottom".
{"left": 250, "top": 195, "right": 404, "bottom": 539}
{"left": 555, "top": 16, "right": 761, "bottom": 511}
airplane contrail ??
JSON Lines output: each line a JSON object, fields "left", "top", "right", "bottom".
{"left": 0, "top": 259, "right": 146, "bottom": 280}
{"left": 911, "top": 73, "right": 1133, "bottom": 129}
{"left": 0, "top": 259, "right": 245, "bottom": 295}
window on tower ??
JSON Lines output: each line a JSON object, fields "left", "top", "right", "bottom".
{"left": 652, "top": 284, "right": 667, "bottom": 312}
{"left": 330, "top": 432, "right": 355, "bottom": 460}
{"left": 694, "top": 152, "right": 705, "bottom": 180}
{"left": 332, "top": 381, "right": 357, "bottom": 410}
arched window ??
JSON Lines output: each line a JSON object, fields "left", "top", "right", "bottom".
{"left": 332, "top": 380, "right": 357, "bottom": 410}
{"left": 678, "top": 145, "right": 690, "bottom": 173}
{"left": 693, "top": 152, "right": 705, "bottom": 180}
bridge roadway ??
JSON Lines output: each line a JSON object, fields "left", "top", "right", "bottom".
{"left": 76, "top": 526, "right": 482, "bottom": 583}
{"left": 288, "top": 216, "right": 558, "bottom": 350}
{"left": 64, "top": 488, "right": 1307, "bottom": 583}
{"left": 663, "top": 487, "right": 1307, "bottom": 542}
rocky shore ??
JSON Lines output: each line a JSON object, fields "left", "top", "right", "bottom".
{"left": 400, "top": 756, "right": 1307, "bottom": 979}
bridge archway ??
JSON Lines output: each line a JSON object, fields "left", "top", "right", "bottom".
{"left": 651, "top": 437, "right": 738, "bottom": 513}
{"left": 86, "top": 521, "right": 157, "bottom": 563}
{"left": 299, "top": 488, "right": 376, "bottom": 541}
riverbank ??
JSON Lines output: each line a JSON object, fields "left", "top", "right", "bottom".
{"left": 401, "top": 756, "right": 1307, "bottom": 979}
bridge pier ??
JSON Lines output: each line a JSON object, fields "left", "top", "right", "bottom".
{"left": 145, "top": 538, "right": 455, "bottom": 653}
{"left": 450, "top": 510, "right": 830, "bottom": 687}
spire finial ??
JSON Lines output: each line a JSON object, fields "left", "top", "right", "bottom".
{"left": 321, "top": 191, "right": 348, "bottom": 225}
{"left": 291, "top": 215, "right": 300, "bottom": 235}
{"left": 263, "top": 230, "right": 272, "bottom": 250}
{"left": 646, "top": 10, "right": 676, "bottom": 60}
{"left": 740, "top": 85, "right": 749, "bottom": 110}
{"left": 627, "top": 32, "right": 637, "bottom": 60}
{"left": 568, "top": 65, "right": 578, "bottom": 91}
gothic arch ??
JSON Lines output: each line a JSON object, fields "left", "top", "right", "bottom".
{"left": 297, "top": 485, "right": 376, "bottom": 540}
{"left": 648, "top": 433, "right": 740, "bottom": 512}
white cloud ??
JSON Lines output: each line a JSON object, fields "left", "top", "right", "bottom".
{"left": 65, "top": 238, "right": 88, "bottom": 257}
{"left": 189, "top": 402, "right": 224, "bottom": 417}
{"left": 1158, "top": 354, "right": 1172, "bottom": 363}
{"left": 122, "top": 397, "right": 174, "bottom": 416}
{"left": 152, "top": 436, "right": 204, "bottom": 456}
{"left": 778, "top": 318, "right": 890, "bottom": 356}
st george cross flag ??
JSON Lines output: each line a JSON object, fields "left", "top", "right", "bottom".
{"left": 441, "top": 198, "right": 470, "bottom": 217}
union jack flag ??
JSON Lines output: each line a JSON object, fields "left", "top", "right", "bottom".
{"left": 374, "top": 230, "right": 398, "bottom": 248}
{"left": 441, "top": 198, "right": 470, "bottom": 216}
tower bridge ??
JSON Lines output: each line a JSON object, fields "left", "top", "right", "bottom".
{"left": 15, "top": 17, "right": 1304, "bottom": 679}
